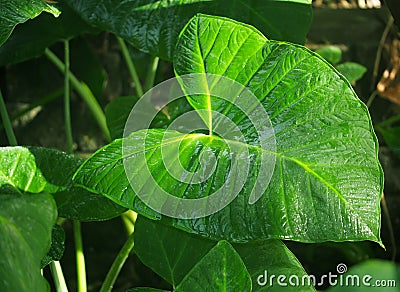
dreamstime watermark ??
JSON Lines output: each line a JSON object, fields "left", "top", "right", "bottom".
{"left": 122, "top": 73, "right": 276, "bottom": 219}
{"left": 257, "top": 263, "right": 397, "bottom": 288}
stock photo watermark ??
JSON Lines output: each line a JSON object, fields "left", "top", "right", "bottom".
{"left": 257, "top": 263, "right": 397, "bottom": 288}
{"left": 123, "top": 73, "right": 276, "bottom": 219}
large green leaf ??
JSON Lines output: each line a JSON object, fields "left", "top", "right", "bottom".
{"left": 0, "top": 0, "right": 60, "bottom": 47}
{"left": 74, "top": 15, "right": 383, "bottom": 244}
{"left": 0, "top": 193, "right": 57, "bottom": 291}
{"left": 135, "top": 216, "right": 315, "bottom": 291}
{"left": 175, "top": 240, "right": 251, "bottom": 291}
{"left": 64, "top": 0, "right": 312, "bottom": 60}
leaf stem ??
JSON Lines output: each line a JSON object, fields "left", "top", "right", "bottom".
{"left": 99, "top": 222, "right": 136, "bottom": 292}
{"left": 64, "top": 40, "right": 73, "bottom": 154}
{"left": 381, "top": 194, "right": 396, "bottom": 261}
{"left": 73, "top": 220, "right": 87, "bottom": 292}
{"left": 44, "top": 48, "right": 111, "bottom": 141}
{"left": 117, "top": 37, "right": 144, "bottom": 97}
{"left": 144, "top": 55, "right": 159, "bottom": 92}
{"left": 0, "top": 90, "right": 18, "bottom": 146}
{"left": 50, "top": 261, "right": 69, "bottom": 292}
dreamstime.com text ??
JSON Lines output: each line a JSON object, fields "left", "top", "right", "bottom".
{"left": 257, "top": 263, "right": 397, "bottom": 288}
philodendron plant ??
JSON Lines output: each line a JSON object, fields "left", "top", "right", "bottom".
{"left": 0, "top": 1, "right": 386, "bottom": 291}
{"left": 73, "top": 14, "right": 383, "bottom": 291}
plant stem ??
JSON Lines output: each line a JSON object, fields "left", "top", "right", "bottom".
{"left": 64, "top": 40, "right": 73, "bottom": 154}
{"left": 99, "top": 228, "right": 136, "bottom": 292}
{"left": 117, "top": 37, "right": 144, "bottom": 97}
{"left": 73, "top": 220, "right": 87, "bottom": 292}
{"left": 0, "top": 90, "right": 18, "bottom": 146}
{"left": 144, "top": 55, "right": 159, "bottom": 92}
{"left": 50, "top": 261, "right": 69, "bottom": 292}
{"left": 44, "top": 48, "right": 111, "bottom": 141}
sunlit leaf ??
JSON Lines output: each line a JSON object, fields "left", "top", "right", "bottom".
{"left": 74, "top": 15, "right": 383, "bottom": 244}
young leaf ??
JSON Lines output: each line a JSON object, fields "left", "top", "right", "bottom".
{"left": 0, "top": 193, "right": 57, "bottom": 291}
{"left": 315, "top": 46, "right": 342, "bottom": 65}
{"left": 336, "top": 62, "right": 367, "bottom": 84}
{"left": 64, "top": 0, "right": 312, "bottom": 59}
{"left": 134, "top": 216, "right": 315, "bottom": 291}
{"left": 0, "top": 0, "right": 60, "bottom": 46}
{"left": 175, "top": 240, "right": 251, "bottom": 292}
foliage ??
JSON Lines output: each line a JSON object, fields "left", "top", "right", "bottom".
{"left": 0, "top": 0, "right": 392, "bottom": 291}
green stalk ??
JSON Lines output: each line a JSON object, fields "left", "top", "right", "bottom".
{"left": 117, "top": 37, "right": 144, "bottom": 97}
{"left": 144, "top": 55, "right": 159, "bottom": 92}
{"left": 64, "top": 40, "right": 73, "bottom": 154}
{"left": 0, "top": 90, "right": 17, "bottom": 146}
{"left": 73, "top": 220, "right": 87, "bottom": 292}
{"left": 44, "top": 48, "right": 111, "bottom": 141}
{"left": 50, "top": 261, "right": 69, "bottom": 292}
{"left": 99, "top": 228, "right": 136, "bottom": 292}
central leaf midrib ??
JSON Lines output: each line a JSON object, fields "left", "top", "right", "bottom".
{"left": 123, "top": 131, "right": 346, "bottom": 204}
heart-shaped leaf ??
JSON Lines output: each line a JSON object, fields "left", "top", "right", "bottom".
{"left": 135, "top": 216, "right": 315, "bottom": 291}
{"left": 175, "top": 240, "right": 251, "bottom": 291}
{"left": 74, "top": 15, "right": 383, "bottom": 244}
{"left": 0, "top": 0, "right": 60, "bottom": 47}
{"left": 0, "top": 193, "right": 57, "bottom": 291}
{"left": 64, "top": 0, "right": 312, "bottom": 60}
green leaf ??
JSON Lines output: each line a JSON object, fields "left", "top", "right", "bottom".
{"left": 336, "top": 62, "right": 367, "bottom": 84}
{"left": 315, "top": 46, "right": 342, "bottom": 65}
{"left": 135, "top": 216, "right": 215, "bottom": 286}
{"left": 41, "top": 224, "right": 66, "bottom": 268}
{"left": 53, "top": 186, "right": 127, "bottom": 221}
{"left": 0, "top": 147, "right": 62, "bottom": 193}
{"left": 74, "top": 15, "right": 383, "bottom": 244}
{"left": 327, "top": 260, "right": 400, "bottom": 291}
{"left": 135, "top": 216, "right": 315, "bottom": 291}
{"left": 0, "top": 0, "right": 60, "bottom": 47}
{"left": 64, "top": 0, "right": 312, "bottom": 60}
{"left": 0, "top": 146, "right": 125, "bottom": 220}
{"left": 235, "top": 241, "right": 315, "bottom": 291}
{"left": 0, "top": 3, "right": 96, "bottom": 66}
{"left": 0, "top": 193, "right": 57, "bottom": 291}
{"left": 175, "top": 240, "right": 251, "bottom": 291}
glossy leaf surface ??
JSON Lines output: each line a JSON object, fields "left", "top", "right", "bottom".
{"left": 64, "top": 0, "right": 312, "bottom": 60}
{"left": 175, "top": 240, "right": 251, "bottom": 292}
{"left": 0, "top": 193, "right": 57, "bottom": 291}
{"left": 74, "top": 15, "right": 383, "bottom": 244}
{"left": 0, "top": 0, "right": 60, "bottom": 46}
